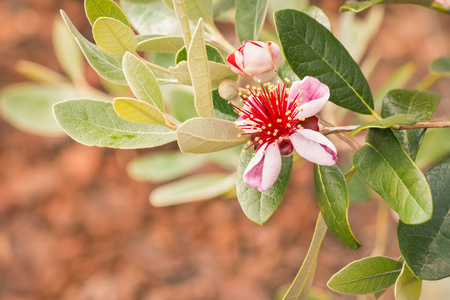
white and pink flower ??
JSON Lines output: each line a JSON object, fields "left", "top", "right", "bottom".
{"left": 227, "top": 41, "right": 281, "bottom": 82}
{"left": 233, "top": 76, "right": 337, "bottom": 192}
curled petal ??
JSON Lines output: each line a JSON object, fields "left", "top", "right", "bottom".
{"left": 297, "top": 116, "right": 319, "bottom": 131}
{"left": 242, "top": 42, "right": 274, "bottom": 76}
{"left": 289, "top": 76, "right": 330, "bottom": 119}
{"left": 243, "top": 143, "right": 282, "bottom": 192}
{"left": 291, "top": 129, "right": 337, "bottom": 166}
{"left": 227, "top": 52, "right": 247, "bottom": 75}
{"left": 267, "top": 41, "right": 281, "bottom": 65}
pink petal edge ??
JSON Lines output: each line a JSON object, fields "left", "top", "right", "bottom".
{"left": 290, "top": 129, "right": 337, "bottom": 166}
{"left": 289, "top": 76, "right": 330, "bottom": 119}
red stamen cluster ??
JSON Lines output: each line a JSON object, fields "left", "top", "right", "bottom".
{"left": 231, "top": 80, "right": 304, "bottom": 155}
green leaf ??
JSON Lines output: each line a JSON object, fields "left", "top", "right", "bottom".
{"left": 350, "top": 114, "right": 417, "bottom": 136}
{"left": 176, "top": 117, "right": 247, "bottom": 153}
{"left": 113, "top": 97, "right": 167, "bottom": 125}
{"left": 0, "top": 84, "right": 79, "bottom": 136}
{"left": 374, "top": 62, "right": 417, "bottom": 107}
{"left": 15, "top": 60, "right": 69, "bottom": 86}
{"left": 170, "top": 60, "right": 236, "bottom": 88}
{"left": 53, "top": 99, "right": 176, "bottom": 148}
{"left": 212, "top": 89, "right": 239, "bottom": 121}
{"left": 327, "top": 256, "right": 403, "bottom": 294}
{"left": 235, "top": 0, "right": 269, "bottom": 43}
{"left": 314, "top": 165, "right": 361, "bottom": 250}
{"left": 121, "top": 0, "right": 159, "bottom": 3}
{"left": 415, "top": 128, "right": 450, "bottom": 168}
{"left": 381, "top": 89, "right": 440, "bottom": 160}
{"left": 176, "top": 44, "right": 225, "bottom": 64}
{"left": 60, "top": 10, "right": 127, "bottom": 84}
{"left": 121, "top": 1, "right": 181, "bottom": 35}
{"left": 164, "top": 86, "right": 198, "bottom": 122}
{"left": 339, "top": 0, "right": 383, "bottom": 13}
{"left": 302, "top": 6, "right": 332, "bottom": 32}
{"left": 236, "top": 147, "right": 292, "bottom": 225}
{"left": 53, "top": 18, "right": 85, "bottom": 83}
{"left": 184, "top": 0, "right": 214, "bottom": 26}
{"left": 172, "top": 0, "right": 192, "bottom": 47}
{"left": 85, "top": 0, "right": 129, "bottom": 26}
{"left": 137, "top": 36, "right": 185, "bottom": 53}
{"left": 122, "top": 52, "right": 164, "bottom": 111}
{"left": 92, "top": 17, "right": 137, "bottom": 56}
{"left": 188, "top": 19, "right": 214, "bottom": 118}
{"left": 395, "top": 263, "right": 422, "bottom": 300}
{"left": 397, "top": 157, "right": 450, "bottom": 280}
{"left": 282, "top": 214, "right": 327, "bottom": 300}
{"left": 430, "top": 56, "right": 450, "bottom": 74}
{"left": 150, "top": 173, "right": 236, "bottom": 206}
{"left": 127, "top": 151, "right": 209, "bottom": 182}
{"left": 275, "top": 10, "right": 374, "bottom": 115}
{"left": 354, "top": 129, "right": 432, "bottom": 224}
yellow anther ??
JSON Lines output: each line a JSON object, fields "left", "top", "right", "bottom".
{"left": 262, "top": 125, "right": 266, "bottom": 129}
{"left": 285, "top": 110, "right": 291, "bottom": 115}
{"left": 287, "top": 117, "right": 292, "bottom": 121}
{"left": 250, "top": 114, "right": 254, "bottom": 118}
{"left": 259, "top": 140, "right": 263, "bottom": 144}
{"left": 247, "top": 141, "right": 251, "bottom": 145}
{"left": 242, "top": 150, "right": 246, "bottom": 154}
{"left": 277, "top": 119, "right": 282, "bottom": 123}
{"left": 268, "top": 123, "right": 272, "bottom": 127}
{"left": 238, "top": 134, "right": 242, "bottom": 137}
{"left": 267, "top": 131, "right": 271, "bottom": 135}
{"left": 279, "top": 137, "right": 283, "bottom": 141}
{"left": 287, "top": 124, "right": 292, "bottom": 128}
{"left": 255, "top": 137, "right": 259, "bottom": 141}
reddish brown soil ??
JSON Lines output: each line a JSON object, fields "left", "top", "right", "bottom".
{"left": 0, "top": 1, "right": 448, "bottom": 299}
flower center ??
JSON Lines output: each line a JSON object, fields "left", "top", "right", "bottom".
{"left": 232, "top": 80, "right": 304, "bottom": 154}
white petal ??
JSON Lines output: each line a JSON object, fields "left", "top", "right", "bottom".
{"left": 243, "top": 143, "right": 282, "bottom": 192}
{"left": 291, "top": 130, "right": 337, "bottom": 166}
{"left": 289, "top": 76, "right": 330, "bottom": 119}
{"left": 242, "top": 43, "right": 274, "bottom": 76}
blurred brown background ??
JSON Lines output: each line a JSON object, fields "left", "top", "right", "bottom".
{"left": 0, "top": 0, "right": 449, "bottom": 299}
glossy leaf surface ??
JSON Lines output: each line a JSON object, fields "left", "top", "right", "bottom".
{"left": 314, "top": 165, "right": 360, "bottom": 250}
{"left": 354, "top": 129, "right": 432, "bottom": 224}
{"left": 212, "top": 90, "right": 239, "bottom": 121}
{"left": 235, "top": 0, "right": 269, "bottom": 42}
{"left": 397, "top": 157, "right": 450, "bottom": 280}
{"left": 275, "top": 10, "right": 374, "bottom": 115}
{"left": 328, "top": 256, "right": 403, "bottom": 294}
{"left": 381, "top": 89, "right": 440, "bottom": 160}
{"left": 236, "top": 147, "right": 292, "bottom": 225}
{"left": 53, "top": 99, "right": 176, "bottom": 148}
{"left": 61, "top": 11, "right": 127, "bottom": 84}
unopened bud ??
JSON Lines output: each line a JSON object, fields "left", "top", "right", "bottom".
{"left": 218, "top": 79, "right": 240, "bottom": 102}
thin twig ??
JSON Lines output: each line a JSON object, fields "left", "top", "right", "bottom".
{"left": 319, "top": 119, "right": 361, "bottom": 151}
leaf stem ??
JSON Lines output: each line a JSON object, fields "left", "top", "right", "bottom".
{"left": 345, "top": 166, "right": 357, "bottom": 182}
{"left": 134, "top": 53, "right": 172, "bottom": 75}
{"left": 320, "top": 120, "right": 450, "bottom": 135}
{"left": 320, "top": 119, "right": 361, "bottom": 151}
{"left": 204, "top": 23, "right": 236, "bottom": 53}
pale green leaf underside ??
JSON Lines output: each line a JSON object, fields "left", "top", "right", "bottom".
{"left": 188, "top": 19, "right": 214, "bottom": 118}
{"left": 60, "top": 10, "right": 127, "bottom": 84}
{"left": 354, "top": 129, "right": 432, "bottom": 224}
{"left": 122, "top": 52, "right": 164, "bottom": 111}
{"left": 302, "top": 6, "right": 332, "bottom": 32}
{"left": 92, "top": 17, "right": 137, "bottom": 56}
{"left": 328, "top": 256, "right": 403, "bottom": 294}
{"left": 314, "top": 165, "right": 360, "bottom": 250}
{"left": 350, "top": 114, "right": 416, "bottom": 136}
{"left": 172, "top": 0, "right": 192, "bottom": 47}
{"left": 137, "top": 36, "right": 185, "bottom": 53}
{"left": 85, "top": 0, "right": 130, "bottom": 26}
{"left": 53, "top": 99, "right": 175, "bottom": 148}
{"left": 235, "top": 0, "right": 269, "bottom": 42}
{"left": 236, "top": 147, "right": 292, "bottom": 225}
{"left": 150, "top": 173, "right": 235, "bottom": 206}
{"left": 339, "top": 0, "right": 383, "bottom": 13}
{"left": 395, "top": 263, "right": 422, "bottom": 300}
{"left": 176, "top": 117, "right": 248, "bottom": 153}
{"left": 113, "top": 97, "right": 166, "bottom": 125}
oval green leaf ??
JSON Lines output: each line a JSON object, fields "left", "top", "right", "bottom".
{"left": 92, "top": 17, "right": 138, "bottom": 56}
{"left": 60, "top": 11, "right": 127, "bottom": 84}
{"left": 121, "top": 1, "right": 181, "bottom": 35}
{"left": 236, "top": 146, "right": 292, "bottom": 225}
{"left": 430, "top": 56, "right": 450, "bottom": 74}
{"left": 349, "top": 114, "right": 417, "bottom": 136}
{"left": 354, "top": 128, "right": 432, "bottom": 224}
{"left": 53, "top": 99, "right": 176, "bottom": 148}
{"left": 113, "top": 97, "right": 166, "bottom": 125}
{"left": 85, "top": 0, "right": 129, "bottom": 26}
{"left": 395, "top": 263, "right": 422, "bottom": 300}
{"left": 381, "top": 89, "right": 440, "bottom": 160}
{"left": 235, "top": 0, "right": 269, "bottom": 43}
{"left": 397, "top": 157, "right": 450, "bottom": 280}
{"left": 137, "top": 36, "right": 185, "bottom": 53}
{"left": 188, "top": 19, "right": 214, "bottom": 118}
{"left": 314, "top": 165, "right": 361, "bottom": 250}
{"left": 274, "top": 9, "right": 374, "bottom": 115}
{"left": 176, "top": 117, "right": 248, "bottom": 153}
{"left": 150, "top": 173, "right": 236, "bottom": 207}
{"left": 327, "top": 256, "right": 403, "bottom": 294}
{"left": 122, "top": 52, "right": 164, "bottom": 111}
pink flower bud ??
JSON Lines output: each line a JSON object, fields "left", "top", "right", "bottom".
{"left": 227, "top": 41, "right": 281, "bottom": 79}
